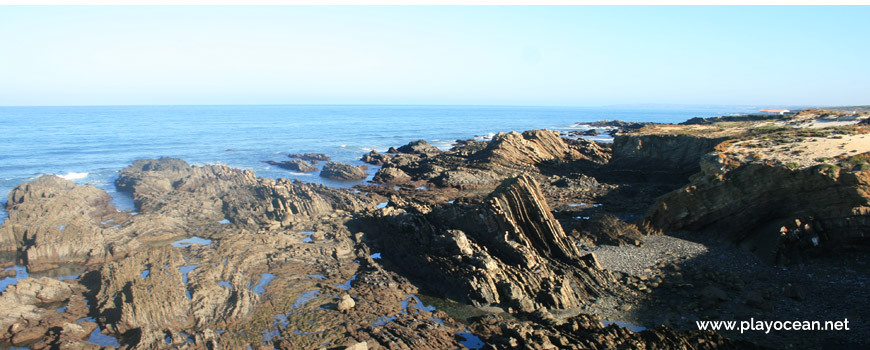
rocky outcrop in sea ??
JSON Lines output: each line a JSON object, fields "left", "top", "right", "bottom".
{"left": 2, "top": 109, "right": 868, "bottom": 349}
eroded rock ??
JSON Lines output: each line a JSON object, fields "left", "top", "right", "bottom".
{"left": 320, "top": 162, "right": 368, "bottom": 181}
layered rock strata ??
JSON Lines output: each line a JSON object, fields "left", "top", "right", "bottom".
{"left": 372, "top": 130, "right": 609, "bottom": 189}
{"left": 359, "top": 175, "right": 620, "bottom": 314}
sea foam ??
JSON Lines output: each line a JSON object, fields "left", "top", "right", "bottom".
{"left": 59, "top": 172, "right": 88, "bottom": 180}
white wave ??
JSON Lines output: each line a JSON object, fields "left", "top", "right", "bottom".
{"left": 433, "top": 141, "right": 457, "bottom": 151}
{"left": 472, "top": 132, "right": 495, "bottom": 142}
{"left": 287, "top": 172, "right": 314, "bottom": 176}
{"left": 59, "top": 172, "right": 88, "bottom": 180}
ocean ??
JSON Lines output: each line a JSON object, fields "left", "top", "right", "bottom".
{"left": 0, "top": 104, "right": 749, "bottom": 224}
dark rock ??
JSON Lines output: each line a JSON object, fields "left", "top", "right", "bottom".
{"left": 606, "top": 134, "right": 730, "bottom": 184}
{"left": 288, "top": 152, "right": 331, "bottom": 163}
{"left": 320, "top": 162, "right": 368, "bottom": 181}
{"left": 361, "top": 150, "right": 392, "bottom": 165}
{"left": 264, "top": 159, "right": 317, "bottom": 172}
{"left": 572, "top": 213, "right": 643, "bottom": 247}
{"left": 367, "top": 129, "right": 610, "bottom": 191}
{"left": 361, "top": 175, "right": 620, "bottom": 313}
{"left": 372, "top": 166, "right": 412, "bottom": 184}
{"left": 397, "top": 140, "right": 442, "bottom": 155}
{"left": 640, "top": 162, "right": 870, "bottom": 264}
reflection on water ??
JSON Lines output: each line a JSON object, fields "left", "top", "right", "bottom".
{"left": 1, "top": 262, "right": 86, "bottom": 293}
{"left": 602, "top": 320, "right": 647, "bottom": 332}
{"left": 87, "top": 326, "right": 121, "bottom": 347}
{"left": 252, "top": 273, "right": 275, "bottom": 295}
{"left": 171, "top": 237, "right": 213, "bottom": 247}
{"left": 417, "top": 294, "right": 513, "bottom": 323}
{"left": 1, "top": 265, "right": 28, "bottom": 292}
{"left": 457, "top": 330, "right": 485, "bottom": 349}
{"left": 335, "top": 274, "right": 357, "bottom": 290}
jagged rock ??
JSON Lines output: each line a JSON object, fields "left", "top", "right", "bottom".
{"left": 288, "top": 152, "right": 331, "bottom": 163}
{"left": 472, "top": 130, "right": 608, "bottom": 171}
{"left": 397, "top": 140, "right": 442, "bottom": 155}
{"left": 551, "top": 174, "right": 600, "bottom": 190}
{"left": 264, "top": 159, "right": 317, "bottom": 172}
{"left": 1, "top": 145, "right": 785, "bottom": 349}
{"left": 372, "top": 166, "right": 412, "bottom": 184}
{"left": 641, "top": 163, "right": 870, "bottom": 263}
{"left": 361, "top": 150, "right": 392, "bottom": 165}
{"left": 0, "top": 278, "right": 77, "bottom": 332}
{"left": 572, "top": 213, "right": 643, "bottom": 247}
{"left": 0, "top": 175, "right": 138, "bottom": 269}
{"left": 320, "top": 162, "right": 368, "bottom": 181}
{"left": 361, "top": 175, "right": 619, "bottom": 314}
{"left": 96, "top": 247, "right": 195, "bottom": 347}
{"left": 482, "top": 175, "right": 583, "bottom": 263}
{"left": 605, "top": 134, "right": 729, "bottom": 183}
{"left": 0, "top": 277, "right": 91, "bottom": 347}
{"left": 368, "top": 130, "right": 610, "bottom": 190}
{"left": 117, "top": 158, "right": 370, "bottom": 230}
{"left": 431, "top": 169, "right": 500, "bottom": 189}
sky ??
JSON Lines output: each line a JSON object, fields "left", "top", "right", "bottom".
{"left": 0, "top": 6, "right": 867, "bottom": 107}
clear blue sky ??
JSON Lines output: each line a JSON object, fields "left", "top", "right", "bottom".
{"left": 0, "top": 6, "right": 867, "bottom": 107}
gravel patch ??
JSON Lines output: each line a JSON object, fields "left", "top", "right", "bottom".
{"left": 586, "top": 234, "right": 709, "bottom": 276}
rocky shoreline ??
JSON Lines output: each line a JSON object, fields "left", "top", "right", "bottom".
{"left": 1, "top": 109, "right": 868, "bottom": 350}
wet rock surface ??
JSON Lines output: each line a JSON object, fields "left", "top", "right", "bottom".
{"left": 288, "top": 152, "right": 331, "bottom": 164}
{"left": 264, "top": 159, "right": 318, "bottom": 172}
{"left": 2, "top": 117, "right": 869, "bottom": 350}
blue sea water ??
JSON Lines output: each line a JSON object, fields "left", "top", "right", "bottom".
{"left": 0, "top": 104, "right": 748, "bottom": 223}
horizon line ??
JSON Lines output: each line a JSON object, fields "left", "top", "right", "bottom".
{"left": 0, "top": 102, "right": 830, "bottom": 109}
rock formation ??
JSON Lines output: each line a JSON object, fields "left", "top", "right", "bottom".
{"left": 571, "top": 213, "right": 643, "bottom": 247}
{"left": 287, "top": 152, "right": 331, "bottom": 163}
{"left": 396, "top": 140, "right": 442, "bottom": 155}
{"left": 359, "top": 175, "right": 620, "bottom": 314}
{"left": 264, "top": 159, "right": 318, "bottom": 172}
{"left": 8, "top": 118, "right": 864, "bottom": 349}
{"left": 372, "top": 129, "right": 610, "bottom": 190}
{"left": 320, "top": 162, "right": 369, "bottom": 181}
{"left": 641, "top": 161, "right": 870, "bottom": 264}
{"left": 0, "top": 175, "right": 139, "bottom": 271}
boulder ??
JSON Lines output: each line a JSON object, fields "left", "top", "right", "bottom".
{"left": 287, "top": 153, "right": 331, "bottom": 163}
{"left": 372, "top": 166, "right": 411, "bottom": 184}
{"left": 337, "top": 294, "right": 356, "bottom": 312}
{"left": 360, "top": 150, "right": 392, "bottom": 166}
{"left": 397, "top": 140, "right": 442, "bottom": 155}
{"left": 264, "top": 159, "right": 317, "bottom": 172}
{"left": 320, "top": 162, "right": 368, "bottom": 181}
{"left": 572, "top": 213, "right": 643, "bottom": 247}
